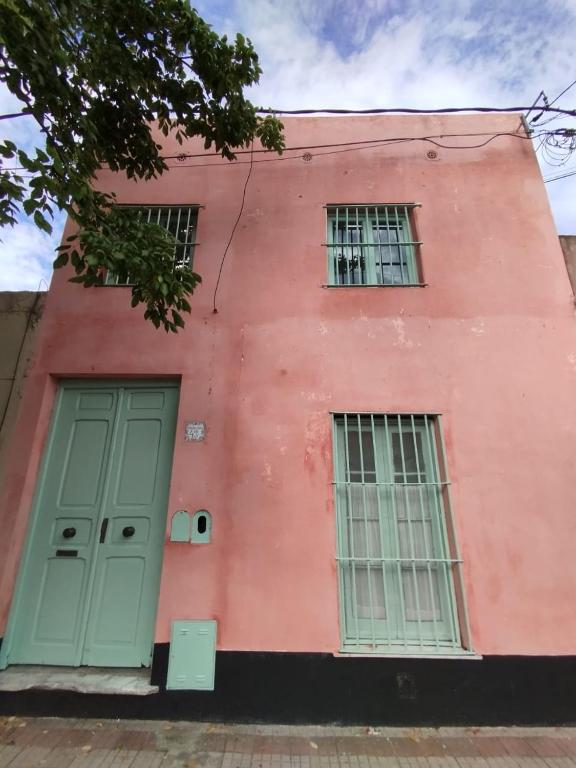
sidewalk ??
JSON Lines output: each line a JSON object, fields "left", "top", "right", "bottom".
{"left": 2, "top": 716, "right": 576, "bottom": 768}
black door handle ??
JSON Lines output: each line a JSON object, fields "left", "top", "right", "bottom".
{"left": 122, "top": 526, "right": 135, "bottom": 538}
{"left": 62, "top": 527, "right": 76, "bottom": 539}
{"left": 99, "top": 518, "right": 109, "bottom": 543}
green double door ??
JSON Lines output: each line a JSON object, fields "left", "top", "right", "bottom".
{"left": 7, "top": 381, "right": 179, "bottom": 668}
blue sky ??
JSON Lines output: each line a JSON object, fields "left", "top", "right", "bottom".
{"left": 1, "top": 0, "right": 575, "bottom": 289}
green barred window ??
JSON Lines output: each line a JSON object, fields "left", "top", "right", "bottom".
{"left": 333, "top": 413, "right": 470, "bottom": 655}
{"left": 105, "top": 206, "right": 198, "bottom": 286}
{"left": 326, "top": 205, "right": 421, "bottom": 286}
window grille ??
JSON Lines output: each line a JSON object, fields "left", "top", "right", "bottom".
{"left": 105, "top": 206, "right": 198, "bottom": 286}
{"left": 326, "top": 205, "right": 421, "bottom": 286}
{"left": 333, "top": 413, "right": 469, "bottom": 654}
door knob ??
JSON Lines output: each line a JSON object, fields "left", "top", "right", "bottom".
{"left": 122, "top": 526, "right": 135, "bottom": 538}
{"left": 62, "top": 527, "right": 76, "bottom": 539}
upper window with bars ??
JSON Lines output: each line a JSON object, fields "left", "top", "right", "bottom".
{"left": 105, "top": 206, "right": 198, "bottom": 286}
{"left": 332, "top": 413, "right": 470, "bottom": 655}
{"left": 326, "top": 205, "right": 421, "bottom": 286}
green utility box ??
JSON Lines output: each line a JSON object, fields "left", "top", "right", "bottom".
{"left": 166, "top": 620, "right": 217, "bottom": 690}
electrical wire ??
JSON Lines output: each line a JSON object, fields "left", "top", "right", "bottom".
{"left": 532, "top": 78, "right": 576, "bottom": 124}
{"left": 212, "top": 142, "right": 255, "bottom": 313}
{"left": 2, "top": 129, "right": 561, "bottom": 174}
{"left": 0, "top": 291, "right": 42, "bottom": 435}
{"left": 523, "top": 91, "right": 545, "bottom": 123}
{"left": 161, "top": 131, "right": 552, "bottom": 171}
{"left": 160, "top": 129, "right": 554, "bottom": 162}
{"left": 166, "top": 138, "right": 413, "bottom": 170}
{"left": 544, "top": 169, "right": 576, "bottom": 183}
{"left": 547, "top": 78, "right": 576, "bottom": 108}
{"left": 161, "top": 130, "right": 552, "bottom": 161}
{"left": 257, "top": 105, "right": 576, "bottom": 117}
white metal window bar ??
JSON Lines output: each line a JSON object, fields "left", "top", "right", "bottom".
{"left": 333, "top": 413, "right": 470, "bottom": 654}
{"left": 105, "top": 206, "right": 198, "bottom": 286}
{"left": 326, "top": 205, "right": 421, "bottom": 286}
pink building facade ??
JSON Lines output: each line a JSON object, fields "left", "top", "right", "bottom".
{"left": 1, "top": 114, "right": 576, "bottom": 722}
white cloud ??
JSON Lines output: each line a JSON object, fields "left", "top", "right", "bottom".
{"left": 0, "top": 85, "right": 42, "bottom": 149}
{"left": 224, "top": 0, "right": 576, "bottom": 232}
{"left": 0, "top": 218, "right": 61, "bottom": 291}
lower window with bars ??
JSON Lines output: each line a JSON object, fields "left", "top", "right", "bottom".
{"left": 332, "top": 413, "right": 471, "bottom": 655}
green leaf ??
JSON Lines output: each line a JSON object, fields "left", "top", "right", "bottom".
{"left": 33, "top": 210, "right": 52, "bottom": 234}
{"left": 53, "top": 252, "right": 69, "bottom": 269}
{"left": 23, "top": 198, "right": 39, "bottom": 216}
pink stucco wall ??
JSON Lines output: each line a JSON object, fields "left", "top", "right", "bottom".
{"left": 2, "top": 114, "right": 576, "bottom": 656}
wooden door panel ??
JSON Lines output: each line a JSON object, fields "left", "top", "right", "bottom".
{"left": 8, "top": 383, "right": 178, "bottom": 669}
{"left": 8, "top": 388, "right": 118, "bottom": 665}
{"left": 82, "top": 386, "right": 178, "bottom": 667}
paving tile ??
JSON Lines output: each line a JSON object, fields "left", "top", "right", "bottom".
{"left": 0, "top": 725, "right": 33, "bottom": 747}
{"left": 313, "top": 739, "right": 338, "bottom": 757}
{"left": 426, "top": 755, "right": 461, "bottom": 768}
{"left": 48, "top": 728, "right": 95, "bottom": 749}
{"left": 553, "top": 740, "right": 576, "bottom": 758}
{"left": 224, "top": 735, "right": 257, "bottom": 754}
{"left": 390, "top": 738, "right": 440, "bottom": 758}
{"left": 524, "top": 742, "right": 567, "bottom": 760}
{"left": 473, "top": 741, "right": 510, "bottom": 759}
{"left": 411, "top": 739, "right": 448, "bottom": 758}
{"left": 443, "top": 739, "right": 484, "bottom": 758}
{"left": 65, "top": 748, "right": 118, "bottom": 768}
{"left": 363, "top": 739, "right": 398, "bottom": 758}
{"left": 5, "top": 717, "right": 576, "bottom": 768}
{"left": 115, "top": 731, "right": 157, "bottom": 752}
{"left": 123, "top": 751, "right": 167, "bottom": 768}
{"left": 40, "top": 748, "right": 88, "bottom": 768}
{"left": 288, "top": 737, "right": 325, "bottom": 756}
{"left": 499, "top": 739, "right": 539, "bottom": 758}
{"left": 539, "top": 758, "right": 576, "bottom": 768}
{"left": 0, "top": 744, "right": 24, "bottom": 768}
{"left": 31, "top": 728, "right": 73, "bottom": 749}
{"left": 8, "top": 746, "right": 52, "bottom": 767}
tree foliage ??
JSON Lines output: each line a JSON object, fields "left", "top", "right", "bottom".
{"left": 0, "top": 0, "right": 284, "bottom": 330}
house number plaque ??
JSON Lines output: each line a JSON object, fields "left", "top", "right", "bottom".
{"left": 185, "top": 421, "right": 205, "bottom": 441}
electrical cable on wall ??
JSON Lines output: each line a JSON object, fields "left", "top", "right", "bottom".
{"left": 3, "top": 129, "right": 567, "bottom": 175}
{"left": 0, "top": 290, "right": 42, "bottom": 435}
{"left": 212, "top": 141, "right": 255, "bottom": 314}
{"left": 157, "top": 130, "right": 558, "bottom": 172}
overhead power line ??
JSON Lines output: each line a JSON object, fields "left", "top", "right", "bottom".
{"left": 523, "top": 91, "right": 545, "bottom": 123}
{"left": 544, "top": 169, "right": 576, "bottom": 183}
{"left": 258, "top": 105, "right": 576, "bottom": 117}
{"left": 532, "top": 78, "right": 576, "bottom": 124}
{"left": 547, "top": 78, "right": 576, "bottom": 108}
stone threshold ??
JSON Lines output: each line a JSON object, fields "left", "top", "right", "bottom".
{"left": 0, "top": 665, "right": 158, "bottom": 696}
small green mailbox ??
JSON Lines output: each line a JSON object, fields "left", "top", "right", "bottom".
{"left": 170, "top": 510, "right": 190, "bottom": 542}
{"left": 191, "top": 509, "right": 212, "bottom": 544}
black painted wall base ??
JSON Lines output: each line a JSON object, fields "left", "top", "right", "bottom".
{"left": 1, "top": 645, "right": 576, "bottom": 725}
